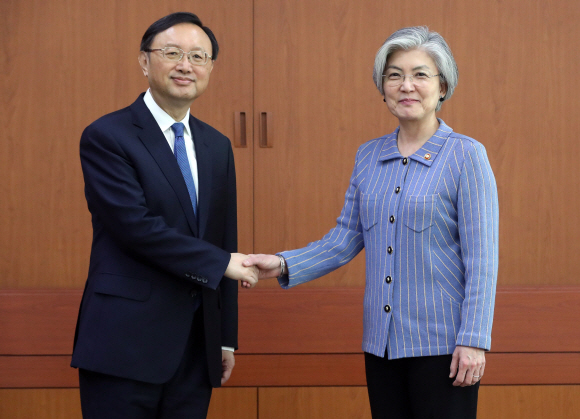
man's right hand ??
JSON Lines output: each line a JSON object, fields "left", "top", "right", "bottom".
{"left": 225, "top": 253, "right": 259, "bottom": 288}
{"left": 242, "top": 254, "right": 282, "bottom": 279}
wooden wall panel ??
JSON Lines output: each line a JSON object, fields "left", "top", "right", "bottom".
{"left": 0, "top": 386, "right": 578, "bottom": 419}
{"left": 0, "top": 388, "right": 256, "bottom": 419}
{"left": 259, "top": 387, "right": 372, "bottom": 419}
{"left": 0, "top": 389, "right": 81, "bottom": 419}
{"left": 0, "top": 0, "right": 253, "bottom": 289}
{"left": 478, "top": 386, "right": 580, "bottom": 419}
{"left": 253, "top": 0, "right": 580, "bottom": 287}
{"left": 1, "top": 287, "right": 577, "bottom": 355}
{"left": 207, "top": 388, "right": 257, "bottom": 419}
{"left": 1, "top": 288, "right": 578, "bottom": 388}
{"left": 259, "top": 386, "right": 580, "bottom": 419}
{"left": 3, "top": 352, "right": 579, "bottom": 388}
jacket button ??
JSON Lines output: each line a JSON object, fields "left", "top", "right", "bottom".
{"left": 389, "top": 215, "right": 395, "bottom": 223}
{"left": 185, "top": 272, "right": 191, "bottom": 278}
{"left": 386, "top": 276, "right": 392, "bottom": 284}
{"left": 202, "top": 278, "right": 208, "bottom": 284}
{"left": 387, "top": 246, "right": 393, "bottom": 254}
{"left": 395, "top": 186, "right": 401, "bottom": 194}
{"left": 384, "top": 305, "right": 391, "bottom": 313}
{"left": 402, "top": 158, "right": 408, "bottom": 165}
{"left": 190, "top": 289, "right": 198, "bottom": 298}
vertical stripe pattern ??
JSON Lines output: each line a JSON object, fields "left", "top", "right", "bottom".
{"left": 279, "top": 120, "right": 499, "bottom": 359}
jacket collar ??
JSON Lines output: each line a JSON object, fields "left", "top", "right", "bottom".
{"left": 378, "top": 119, "right": 453, "bottom": 167}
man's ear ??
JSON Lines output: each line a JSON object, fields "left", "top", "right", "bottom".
{"left": 138, "top": 51, "right": 149, "bottom": 77}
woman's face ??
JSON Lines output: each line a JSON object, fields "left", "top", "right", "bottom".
{"left": 383, "top": 49, "right": 445, "bottom": 124}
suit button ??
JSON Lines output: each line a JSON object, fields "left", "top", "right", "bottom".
{"left": 185, "top": 272, "right": 192, "bottom": 278}
{"left": 202, "top": 278, "right": 208, "bottom": 284}
{"left": 387, "top": 246, "right": 393, "bottom": 254}
{"left": 190, "top": 289, "right": 198, "bottom": 298}
{"left": 395, "top": 186, "right": 401, "bottom": 194}
{"left": 384, "top": 305, "right": 391, "bottom": 313}
{"left": 386, "top": 276, "right": 392, "bottom": 284}
{"left": 402, "top": 158, "right": 408, "bottom": 165}
{"left": 389, "top": 215, "right": 395, "bottom": 223}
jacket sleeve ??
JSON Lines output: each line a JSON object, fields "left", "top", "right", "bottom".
{"left": 80, "top": 122, "right": 231, "bottom": 290}
{"left": 455, "top": 141, "right": 499, "bottom": 350}
{"left": 279, "top": 148, "right": 366, "bottom": 288}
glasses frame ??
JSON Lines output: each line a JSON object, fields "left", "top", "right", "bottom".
{"left": 144, "top": 46, "right": 212, "bottom": 66}
{"left": 382, "top": 73, "right": 440, "bottom": 87}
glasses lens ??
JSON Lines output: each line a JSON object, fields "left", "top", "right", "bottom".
{"left": 163, "top": 47, "right": 183, "bottom": 61}
{"left": 385, "top": 73, "right": 403, "bottom": 87}
{"left": 413, "top": 72, "right": 431, "bottom": 84}
{"left": 188, "top": 49, "right": 207, "bottom": 65}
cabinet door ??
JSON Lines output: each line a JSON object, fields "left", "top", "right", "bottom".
{"left": 187, "top": 2, "right": 254, "bottom": 254}
{"left": 253, "top": 0, "right": 398, "bottom": 287}
{"left": 0, "top": 0, "right": 254, "bottom": 289}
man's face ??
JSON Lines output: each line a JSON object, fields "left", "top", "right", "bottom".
{"left": 139, "top": 23, "right": 214, "bottom": 111}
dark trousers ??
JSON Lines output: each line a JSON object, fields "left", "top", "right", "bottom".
{"left": 365, "top": 351, "right": 479, "bottom": 419}
{"left": 79, "top": 308, "right": 212, "bottom": 419}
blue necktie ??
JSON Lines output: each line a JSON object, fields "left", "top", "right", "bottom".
{"left": 171, "top": 122, "right": 197, "bottom": 217}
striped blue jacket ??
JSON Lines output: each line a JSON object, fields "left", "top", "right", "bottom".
{"left": 279, "top": 120, "right": 499, "bottom": 359}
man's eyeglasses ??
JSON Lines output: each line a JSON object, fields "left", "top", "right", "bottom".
{"left": 144, "top": 46, "right": 212, "bottom": 66}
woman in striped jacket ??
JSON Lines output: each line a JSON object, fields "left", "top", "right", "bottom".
{"left": 244, "top": 26, "right": 498, "bottom": 419}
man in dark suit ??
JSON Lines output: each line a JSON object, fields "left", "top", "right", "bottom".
{"left": 71, "top": 12, "right": 257, "bottom": 418}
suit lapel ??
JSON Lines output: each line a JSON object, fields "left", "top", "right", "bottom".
{"left": 190, "top": 116, "right": 212, "bottom": 239}
{"left": 130, "top": 97, "right": 199, "bottom": 237}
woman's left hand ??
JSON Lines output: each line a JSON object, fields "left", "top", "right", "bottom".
{"left": 449, "top": 345, "right": 485, "bottom": 387}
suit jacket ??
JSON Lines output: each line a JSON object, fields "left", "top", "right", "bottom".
{"left": 71, "top": 94, "right": 238, "bottom": 387}
{"left": 279, "top": 120, "right": 499, "bottom": 360}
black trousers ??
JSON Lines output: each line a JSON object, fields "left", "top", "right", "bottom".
{"left": 79, "top": 308, "right": 212, "bottom": 419}
{"left": 365, "top": 351, "right": 479, "bottom": 419}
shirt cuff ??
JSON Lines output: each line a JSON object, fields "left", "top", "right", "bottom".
{"left": 221, "top": 346, "right": 235, "bottom": 352}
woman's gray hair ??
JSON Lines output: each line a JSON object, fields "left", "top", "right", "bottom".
{"left": 373, "top": 26, "right": 458, "bottom": 111}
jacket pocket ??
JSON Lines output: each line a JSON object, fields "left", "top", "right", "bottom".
{"left": 403, "top": 194, "right": 437, "bottom": 232}
{"left": 93, "top": 273, "right": 151, "bottom": 302}
{"left": 359, "top": 191, "right": 382, "bottom": 231}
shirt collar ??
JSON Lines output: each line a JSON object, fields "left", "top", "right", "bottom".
{"left": 143, "top": 89, "right": 191, "bottom": 137}
{"left": 378, "top": 119, "right": 453, "bottom": 166}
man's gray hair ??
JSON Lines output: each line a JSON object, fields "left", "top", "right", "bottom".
{"left": 373, "top": 26, "right": 458, "bottom": 111}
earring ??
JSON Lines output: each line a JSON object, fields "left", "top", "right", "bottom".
{"left": 383, "top": 98, "right": 386, "bottom": 102}
{"left": 439, "top": 97, "right": 444, "bottom": 102}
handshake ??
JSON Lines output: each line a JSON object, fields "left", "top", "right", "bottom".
{"left": 225, "top": 253, "right": 283, "bottom": 288}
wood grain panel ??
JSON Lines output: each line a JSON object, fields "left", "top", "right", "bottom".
{"left": 253, "top": 0, "right": 580, "bottom": 287}
{"left": 0, "top": 356, "right": 77, "bottom": 388}
{"left": 238, "top": 287, "right": 580, "bottom": 354}
{"left": 0, "top": 0, "right": 253, "bottom": 289}
{"left": 259, "top": 387, "right": 371, "bottom": 419}
{"left": 0, "top": 290, "right": 81, "bottom": 355}
{"left": 478, "top": 386, "right": 580, "bottom": 419}
{"left": 259, "top": 386, "right": 580, "bottom": 419}
{"left": 0, "top": 386, "right": 578, "bottom": 419}
{"left": 0, "top": 389, "right": 81, "bottom": 419}
{"left": 3, "top": 352, "right": 579, "bottom": 388}
{"left": 1, "top": 287, "right": 578, "bottom": 355}
{"left": 0, "top": 388, "right": 256, "bottom": 419}
{"left": 207, "top": 388, "right": 257, "bottom": 419}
